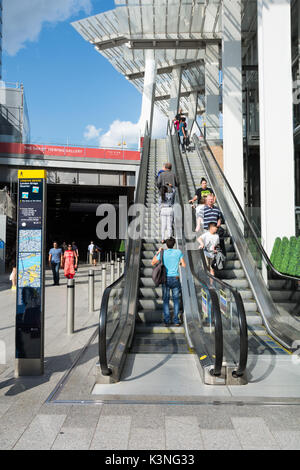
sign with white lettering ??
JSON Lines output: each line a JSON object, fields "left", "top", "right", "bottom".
{"left": 15, "top": 171, "right": 46, "bottom": 376}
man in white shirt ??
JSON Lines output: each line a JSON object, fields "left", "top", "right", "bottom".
{"left": 198, "top": 222, "right": 220, "bottom": 276}
{"left": 88, "top": 241, "right": 95, "bottom": 265}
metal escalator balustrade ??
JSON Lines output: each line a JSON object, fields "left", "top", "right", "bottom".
{"left": 193, "top": 123, "right": 300, "bottom": 351}
{"left": 132, "top": 138, "right": 190, "bottom": 356}
{"left": 167, "top": 123, "right": 248, "bottom": 383}
{"left": 97, "top": 124, "right": 151, "bottom": 383}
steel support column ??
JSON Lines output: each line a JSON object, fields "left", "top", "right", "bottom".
{"left": 187, "top": 91, "right": 198, "bottom": 134}
{"left": 140, "top": 49, "right": 157, "bottom": 136}
{"left": 222, "top": 0, "right": 244, "bottom": 207}
{"left": 257, "top": 0, "right": 295, "bottom": 256}
{"left": 205, "top": 44, "right": 219, "bottom": 141}
{"left": 168, "top": 66, "right": 182, "bottom": 121}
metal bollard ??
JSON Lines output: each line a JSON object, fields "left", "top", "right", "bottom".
{"left": 117, "top": 258, "right": 120, "bottom": 278}
{"left": 88, "top": 269, "right": 94, "bottom": 313}
{"left": 101, "top": 264, "right": 107, "bottom": 295}
{"left": 67, "top": 278, "right": 75, "bottom": 334}
{"left": 110, "top": 260, "right": 115, "bottom": 284}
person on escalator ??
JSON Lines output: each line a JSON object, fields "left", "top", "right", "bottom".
{"left": 199, "top": 194, "right": 226, "bottom": 256}
{"left": 179, "top": 118, "right": 187, "bottom": 153}
{"left": 198, "top": 223, "right": 220, "bottom": 277}
{"left": 189, "top": 178, "right": 214, "bottom": 205}
{"left": 159, "top": 184, "right": 176, "bottom": 243}
{"left": 156, "top": 162, "right": 178, "bottom": 190}
{"left": 151, "top": 237, "right": 186, "bottom": 327}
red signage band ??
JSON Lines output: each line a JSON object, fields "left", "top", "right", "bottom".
{"left": 0, "top": 142, "right": 141, "bottom": 161}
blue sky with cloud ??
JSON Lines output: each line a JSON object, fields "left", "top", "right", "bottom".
{"left": 2, "top": 0, "right": 165, "bottom": 148}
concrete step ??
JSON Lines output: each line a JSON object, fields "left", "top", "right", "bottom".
{"left": 220, "top": 278, "right": 249, "bottom": 289}
{"left": 224, "top": 260, "right": 242, "bottom": 269}
{"left": 140, "top": 277, "right": 156, "bottom": 287}
{"left": 138, "top": 298, "right": 177, "bottom": 310}
{"left": 217, "top": 269, "right": 246, "bottom": 280}
{"left": 246, "top": 312, "right": 263, "bottom": 326}
{"left": 137, "top": 310, "right": 164, "bottom": 323}
{"left": 135, "top": 325, "right": 185, "bottom": 334}
{"left": 139, "top": 287, "right": 164, "bottom": 298}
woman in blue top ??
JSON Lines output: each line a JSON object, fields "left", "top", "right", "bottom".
{"left": 179, "top": 118, "right": 187, "bottom": 153}
{"left": 151, "top": 237, "right": 186, "bottom": 326}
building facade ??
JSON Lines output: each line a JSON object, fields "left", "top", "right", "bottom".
{"left": 73, "top": 0, "right": 300, "bottom": 255}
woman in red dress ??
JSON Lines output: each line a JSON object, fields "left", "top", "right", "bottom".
{"left": 63, "top": 244, "right": 78, "bottom": 279}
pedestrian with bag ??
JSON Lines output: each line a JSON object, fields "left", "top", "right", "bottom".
{"left": 159, "top": 184, "right": 175, "bottom": 243}
{"left": 151, "top": 238, "right": 186, "bottom": 327}
{"left": 198, "top": 222, "right": 220, "bottom": 277}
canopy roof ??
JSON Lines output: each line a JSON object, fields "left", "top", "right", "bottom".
{"left": 72, "top": 0, "right": 257, "bottom": 115}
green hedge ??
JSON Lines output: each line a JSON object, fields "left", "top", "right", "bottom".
{"left": 270, "top": 236, "right": 300, "bottom": 276}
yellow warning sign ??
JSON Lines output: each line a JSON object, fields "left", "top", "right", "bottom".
{"left": 18, "top": 170, "right": 47, "bottom": 179}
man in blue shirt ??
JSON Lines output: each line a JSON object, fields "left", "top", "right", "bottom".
{"left": 151, "top": 238, "right": 186, "bottom": 326}
{"left": 49, "top": 241, "right": 63, "bottom": 286}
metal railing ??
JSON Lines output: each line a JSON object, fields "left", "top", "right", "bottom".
{"left": 193, "top": 122, "right": 300, "bottom": 351}
{"left": 168, "top": 122, "right": 248, "bottom": 378}
{"left": 98, "top": 122, "right": 150, "bottom": 380}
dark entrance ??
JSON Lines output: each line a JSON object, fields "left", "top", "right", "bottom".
{"left": 47, "top": 184, "right": 134, "bottom": 262}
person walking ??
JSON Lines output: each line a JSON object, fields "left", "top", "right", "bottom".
{"left": 49, "top": 241, "right": 63, "bottom": 286}
{"left": 88, "top": 241, "right": 95, "bottom": 265}
{"left": 159, "top": 184, "right": 176, "bottom": 243}
{"left": 199, "top": 194, "right": 226, "bottom": 256}
{"left": 10, "top": 247, "right": 17, "bottom": 291}
{"left": 195, "top": 196, "right": 207, "bottom": 234}
{"left": 92, "top": 245, "right": 100, "bottom": 266}
{"left": 72, "top": 241, "right": 79, "bottom": 271}
{"left": 198, "top": 222, "right": 220, "bottom": 277}
{"left": 151, "top": 237, "right": 186, "bottom": 326}
{"left": 189, "top": 178, "right": 214, "bottom": 205}
{"left": 179, "top": 117, "right": 187, "bottom": 153}
{"left": 156, "top": 162, "right": 178, "bottom": 190}
{"left": 63, "top": 243, "right": 78, "bottom": 280}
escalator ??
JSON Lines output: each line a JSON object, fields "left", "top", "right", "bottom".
{"left": 191, "top": 126, "right": 300, "bottom": 354}
{"left": 97, "top": 129, "right": 238, "bottom": 384}
{"left": 97, "top": 125, "right": 248, "bottom": 389}
{"left": 131, "top": 138, "right": 190, "bottom": 356}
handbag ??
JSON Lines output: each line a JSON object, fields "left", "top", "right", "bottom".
{"left": 152, "top": 249, "right": 166, "bottom": 286}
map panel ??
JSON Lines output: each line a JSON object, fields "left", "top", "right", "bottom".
{"left": 19, "top": 230, "right": 42, "bottom": 253}
{"left": 18, "top": 253, "right": 41, "bottom": 288}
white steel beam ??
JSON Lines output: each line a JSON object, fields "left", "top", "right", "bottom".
{"left": 168, "top": 66, "right": 182, "bottom": 120}
{"left": 205, "top": 43, "right": 219, "bottom": 140}
{"left": 222, "top": 0, "right": 244, "bottom": 206}
{"left": 140, "top": 49, "right": 157, "bottom": 136}
{"left": 257, "top": 0, "right": 295, "bottom": 256}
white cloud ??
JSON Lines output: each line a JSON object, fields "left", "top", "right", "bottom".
{"left": 98, "top": 107, "right": 167, "bottom": 148}
{"left": 3, "top": 0, "right": 92, "bottom": 55}
{"left": 84, "top": 124, "right": 103, "bottom": 142}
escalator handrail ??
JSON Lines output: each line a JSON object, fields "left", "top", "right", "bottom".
{"left": 167, "top": 124, "right": 224, "bottom": 376}
{"left": 194, "top": 122, "right": 300, "bottom": 283}
{"left": 98, "top": 129, "right": 151, "bottom": 377}
{"left": 169, "top": 125, "right": 248, "bottom": 377}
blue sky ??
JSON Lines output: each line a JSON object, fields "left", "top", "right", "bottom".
{"left": 2, "top": 0, "right": 150, "bottom": 148}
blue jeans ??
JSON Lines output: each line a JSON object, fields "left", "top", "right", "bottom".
{"left": 162, "top": 277, "right": 181, "bottom": 324}
{"left": 51, "top": 262, "right": 60, "bottom": 285}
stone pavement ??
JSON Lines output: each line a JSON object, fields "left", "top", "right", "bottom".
{"left": 0, "top": 266, "right": 300, "bottom": 450}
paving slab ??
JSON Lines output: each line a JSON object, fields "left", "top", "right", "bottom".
{"left": 92, "top": 354, "right": 231, "bottom": 398}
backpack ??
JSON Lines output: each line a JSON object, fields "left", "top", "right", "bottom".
{"left": 152, "top": 250, "right": 166, "bottom": 286}
{"left": 211, "top": 251, "right": 226, "bottom": 271}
